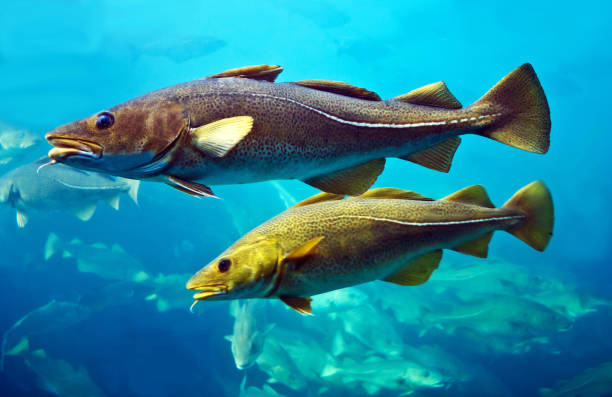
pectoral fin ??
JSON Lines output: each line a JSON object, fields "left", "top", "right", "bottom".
{"left": 283, "top": 236, "right": 324, "bottom": 264}
{"left": 74, "top": 205, "right": 96, "bottom": 221}
{"left": 16, "top": 210, "right": 28, "bottom": 228}
{"left": 191, "top": 116, "right": 253, "bottom": 157}
{"left": 399, "top": 137, "right": 461, "bottom": 173}
{"left": 166, "top": 176, "right": 218, "bottom": 198}
{"left": 279, "top": 296, "right": 313, "bottom": 315}
{"left": 382, "top": 250, "right": 442, "bottom": 286}
{"left": 303, "top": 159, "right": 385, "bottom": 195}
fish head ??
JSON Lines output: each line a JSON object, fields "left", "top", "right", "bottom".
{"left": 187, "top": 238, "right": 281, "bottom": 301}
{"left": 46, "top": 100, "right": 189, "bottom": 176}
{"left": 232, "top": 334, "right": 263, "bottom": 370}
{"left": 404, "top": 366, "right": 446, "bottom": 388}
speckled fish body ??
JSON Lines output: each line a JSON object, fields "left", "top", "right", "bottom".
{"left": 46, "top": 64, "right": 550, "bottom": 197}
{"left": 187, "top": 182, "right": 554, "bottom": 314}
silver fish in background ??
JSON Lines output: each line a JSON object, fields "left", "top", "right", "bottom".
{"left": 0, "top": 157, "right": 139, "bottom": 227}
{"left": 1, "top": 299, "right": 91, "bottom": 371}
{"left": 239, "top": 375, "right": 286, "bottom": 397}
{"left": 44, "top": 233, "right": 150, "bottom": 283}
{"left": 0, "top": 122, "right": 40, "bottom": 165}
{"left": 539, "top": 361, "right": 612, "bottom": 397}
{"left": 226, "top": 300, "right": 274, "bottom": 370}
{"left": 134, "top": 35, "right": 227, "bottom": 63}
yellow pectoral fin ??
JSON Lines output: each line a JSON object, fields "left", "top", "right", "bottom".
{"left": 382, "top": 250, "right": 442, "bottom": 286}
{"left": 284, "top": 236, "right": 324, "bottom": 263}
{"left": 303, "top": 159, "right": 386, "bottom": 196}
{"left": 280, "top": 296, "right": 313, "bottom": 315}
{"left": 191, "top": 116, "right": 253, "bottom": 157}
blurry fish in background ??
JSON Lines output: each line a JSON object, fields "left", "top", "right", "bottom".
{"left": 310, "top": 287, "right": 368, "bottom": 314}
{"left": 226, "top": 300, "right": 274, "bottom": 370}
{"left": 239, "top": 375, "right": 286, "bottom": 397}
{"left": 79, "top": 281, "right": 155, "bottom": 312}
{"left": 144, "top": 273, "right": 198, "bottom": 313}
{"left": 1, "top": 299, "right": 91, "bottom": 371}
{"left": 279, "top": 0, "right": 350, "bottom": 28}
{"left": 336, "top": 36, "right": 392, "bottom": 62}
{"left": 131, "top": 35, "right": 227, "bottom": 63}
{"left": 539, "top": 361, "right": 612, "bottom": 397}
{"left": 255, "top": 335, "right": 308, "bottom": 391}
{"left": 20, "top": 348, "right": 107, "bottom": 397}
{"left": 187, "top": 181, "right": 554, "bottom": 314}
{"left": 0, "top": 121, "right": 40, "bottom": 165}
{"left": 44, "top": 233, "right": 149, "bottom": 283}
{"left": 321, "top": 355, "right": 448, "bottom": 395}
{"left": 0, "top": 157, "right": 139, "bottom": 227}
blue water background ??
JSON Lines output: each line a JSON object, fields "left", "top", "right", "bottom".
{"left": 0, "top": 1, "right": 611, "bottom": 396}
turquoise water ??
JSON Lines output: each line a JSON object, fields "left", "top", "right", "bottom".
{"left": 1, "top": 1, "right": 611, "bottom": 396}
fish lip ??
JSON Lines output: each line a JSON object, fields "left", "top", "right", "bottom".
{"left": 188, "top": 284, "right": 228, "bottom": 300}
{"left": 46, "top": 136, "right": 103, "bottom": 160}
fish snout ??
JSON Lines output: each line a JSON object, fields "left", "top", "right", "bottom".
{"left": 46, "top": 135, "right": 103, "bottom": 162}
{"left": 186, "top": 277, "right": 228, "bottom": 300}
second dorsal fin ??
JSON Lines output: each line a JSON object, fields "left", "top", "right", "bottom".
{"left": 357, "top": 187, "right": 433, "bottom": 201}
{"left": 442, "top": 185, "right": 495, "bottom": 208}
{"left": 291, "top": 192, "right": 346, "bottom": 208}
{"left": 293, "top": 80, "right": 381, "bottom": 101}
{"left": 394, "top": 81, "right": 462, "bottom": 109}
{"left": 208, "top": 64, "right": 283, "bottom": 82}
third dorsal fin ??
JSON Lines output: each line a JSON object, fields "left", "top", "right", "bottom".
{"left": 208, "top": 64, "right": 283, "bottom": 82}
{"left": 293, "top": 80, "right": 381, "bottom": 101}
{"left": 442, "top": 185, "right": 495, "bottom": 208}
{"left": 394, "top": 81, "right": 462, "bottom": 109}
{"left": 357, "top": 187, "right": 433, "bottom": 201}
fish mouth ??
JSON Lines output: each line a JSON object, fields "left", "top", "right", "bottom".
{"left": 187, "top": 283, "right": 228, "bottom": 300}
{"left": 46, "top": 136, "right": 103, "bottom": 161}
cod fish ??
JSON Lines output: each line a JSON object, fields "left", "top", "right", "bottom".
{"left": 187, "top": 181, "right": 553, "bottom": 314}
{"left": 225, "top": 300, "right": 274, "bottom": 370}
{"left": 0, "top": 157, "right": 139, "bottom": 227}
{"left": 46, "top": 63, "right": 550, "bottom": 198}
{"left": 0, "top": 121, "right": 40, "bottom": 165}
{"left": 539, "top": 361, "right": 612, "bottom": 397}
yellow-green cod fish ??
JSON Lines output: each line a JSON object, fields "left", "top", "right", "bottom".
{"left": 186, "top": 181, "right": 554, "bottom": 314}
{"left": 45, "top": 64, "right": 550, "bottom": 197}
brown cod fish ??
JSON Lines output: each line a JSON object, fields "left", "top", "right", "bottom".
{"left": 45, "top": 64, "right": 550, "bottom": 198}
{"left": 186, "top": 181, "right": 554, "bottom": 314}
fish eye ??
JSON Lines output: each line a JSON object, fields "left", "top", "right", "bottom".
{"left": 95, "top": 112, "right": 115, "bottom": 130}
{"left": 218, "top": 258, "right": 231, "bottom": 272}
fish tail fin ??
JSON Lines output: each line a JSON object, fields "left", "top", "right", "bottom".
{"left": 320, "top": 355, "right": 340, "bottom": 378}
{"left": 125, "top": 178, "right": 140, "bottom": 205}
{"left": 472, "top": 63, "right": 551, "bottom": 154}
{"left": 502, "top": 180, "right": 554, "bottom": 251}
{"left": 44, "top": 233, "right": 63, "bottom": 260}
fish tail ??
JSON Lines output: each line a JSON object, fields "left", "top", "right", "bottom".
{"left": 472, "top": 63, "right": 551, "bottom": 154}
{"left": 502, "top": 181, "right": 554, "bottom": 251}
{"left": 44, "top": 233, "right": 63, "bottom": 260}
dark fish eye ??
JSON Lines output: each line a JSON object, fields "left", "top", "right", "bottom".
{"left": 218, "top": 258, "right": 231, "bottom": 272}
{"left": 95, "top": 112, "right": 115, "bottom": 130}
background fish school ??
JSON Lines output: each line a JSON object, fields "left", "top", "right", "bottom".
{"left": 0, "top": 0, "right": 611, "bottom": 396}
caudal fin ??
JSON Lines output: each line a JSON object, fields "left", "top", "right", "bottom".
{"left": 473, "top": 63, "right": 551, "bottom": 154}
{"left": 502, "top": 181, "right": 554, "bottom": 251}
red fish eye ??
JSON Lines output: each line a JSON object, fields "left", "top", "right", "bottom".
{"left": 218, "top": 258, "right": 231, "bottom": 272}
{"left": 96, "top": 112, "right": 115, "bottom": 129}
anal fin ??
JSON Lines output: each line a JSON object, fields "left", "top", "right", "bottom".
{"left": 451, "top": 232, "right": 493, "bottom": 258}
{"left": 399, "top": 137, "right": 461, "bottom": 173}
{"left": 279, "top": 296, "right": 313, "bottom": 315}
{"left": 106, "top": 195, "right": 120, "bottom": 210}
{"left": 166, "top": 176, "right": 218, "bottom": 198}
{"left": 303, "top": 159, "right": 385, "bottom": 195}
{"left": 74, "top": 205, "right": 96, "bottom": 221}
{"left": 382, "top": 250, "right": 442, "bottom": 286}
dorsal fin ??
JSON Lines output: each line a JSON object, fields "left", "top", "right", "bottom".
{"left": 208, "top": 64, "right": 283, "bottom": 82}
{"left": 293, "top": 80, "right": 381, "bottom": 101}
{"left": 394, "top": 81, "right": 462, "bottom": 109}
{"left": 357, "top": 187, "right": 433, "bottom": 201}
{"left": 442, "top": 185, "right": 495, "bottom": 208}
{"left": 291, "top": 192, "right": 345, "bottom": 208}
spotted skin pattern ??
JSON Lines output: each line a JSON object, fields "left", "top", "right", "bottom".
{"left": 193, "top": 194, "right": 525, "bottom": 299}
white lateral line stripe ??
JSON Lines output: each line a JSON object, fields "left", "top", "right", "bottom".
{"left": 322, "top": 214, "right": 524, "bottom": 227}
{"left": 241, "top": 92, "right": 502, "bottom": 129}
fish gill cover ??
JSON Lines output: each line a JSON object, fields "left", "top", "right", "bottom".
{"left": 0, "top": 1, "right": 611, "bottom": 397}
